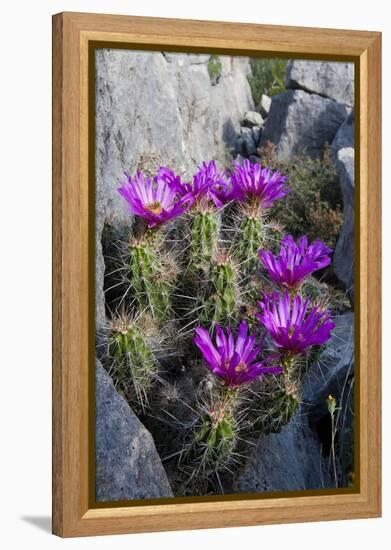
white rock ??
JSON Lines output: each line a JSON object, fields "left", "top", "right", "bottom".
{"left": 243, "top": 110, "right": 264, "bottom": 128}
{"left": 258, "top": 94, "right": 272, "bottom": 117}
{"left": 333, "top": 148, "right": 355, "bottom": 304}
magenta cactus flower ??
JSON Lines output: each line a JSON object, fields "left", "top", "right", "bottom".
{"left": 194, "top": 321, "right": 283, "bottom": 388}
{"left": 259, "top": 235, "right": 332, "bottom": 289}
{"left": 185, "top": 160, "right": 230, "bottom": 208}
{"left": 257, "top": 291, "right": 335, "bottom": 355}
{"left": 118, "top": 170, "right": 192, "bottom": 228}
{"left": 229, "top": 159, "right": 290, "bottom": 209}
{"left": 155, "top": 167, "right": 190, "bottom": 195}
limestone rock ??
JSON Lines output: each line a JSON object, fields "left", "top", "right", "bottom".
{"left": 251, "top": 125, "right": 262, "bottom": 147}
{"left": 235, "top": 314, "right": 354, "bottom": 494}
{"left": 95, "top": 361, "right": 173, "bottom": 501}
{"left": 303, "top": 312, "right": 354, "bottom": 419}
{"left": 258, "top": 94, "right": 272, "bottom": 118}
{"left": 260, "top": 90, "right": 347, "bottom": 158}
{"left": 302, "top": 313, "right": 355, "bottom": 484}
{"left": 333, "top": 148, "right": 355, "bottom": 303}
{"left": 235, "top": 417, "right": 333, "bottom": 493}
{"left": 243, "top": 110, "right": 264, "bottom": 128}
{"left": 286, "top": 60, "right": 354, "bottom": 107}
{"left": 331, "top": 109, "right": 355, "bottom": 158}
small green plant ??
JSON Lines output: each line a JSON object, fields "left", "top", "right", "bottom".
{"left": 248, "top": 58, "right": 288, "bottom": 104}
{"left": 208, "top": 54, "right": 223, "bottom": 85}
{"left": 327, "top": 394, "right": 339, "bottom": 488}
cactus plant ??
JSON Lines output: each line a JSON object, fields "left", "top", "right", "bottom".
{"left": 102, "top": 159, "right": 337, "bottom": 493}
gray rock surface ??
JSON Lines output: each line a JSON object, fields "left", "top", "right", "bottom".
{"left": 260, "top": 90, "right": 347, "bottom": 158}
{"left": 95, "top": 49, "right": 254, "bottom": 335}
{"left": 303, "top": 312, "right": 354, "bottom": 420}
{"left": 243, "top": 110, "right": 264, "bottom": 128}
{"left": 236, "top": 313, "right": 354, "bottom": 494}
{"left": 303, "top": 312, "right": 355, "bottom": 485}
{"left": 236, "top": 314, "right": 354, "bottom": 494}
{"left": 333, "top": 148, "right": 355, "bottom": 303}
{"left": 251, "top": 126, "right": 262, "bottom": 147}
{"left": 258, "top": 94, "right": 271, "bottom": 118}
{"left": 95, "top": 360, "right": 173, "bottom": 501}
{"left": 237, "top": 127, "right": 257, "bottom": 156}
{"left": 286, "top": 60, "right": 354, "bottom": 107}
{"left": 235, "top": 416, "right": 333, "bottom": 493}
{"left": 331, "top": 109, "right": 355, "bottom": 158}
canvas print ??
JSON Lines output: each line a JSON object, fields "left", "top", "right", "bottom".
{"left": 94, "top": 49, "right": 355, "bottom": 502}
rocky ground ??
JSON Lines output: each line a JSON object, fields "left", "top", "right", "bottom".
{"left": 94, "top": 52, "right": 355, "bottom": 501}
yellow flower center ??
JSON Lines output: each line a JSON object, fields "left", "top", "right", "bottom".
{"left": 235, "top": 361, "right": 248, "bottom": 373}
{"left": 145, "top": 201, "right": 163, "bottom": 215}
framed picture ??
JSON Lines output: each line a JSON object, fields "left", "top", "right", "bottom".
{"left": 52, "top": 12, "right": 381, "bottom": 538}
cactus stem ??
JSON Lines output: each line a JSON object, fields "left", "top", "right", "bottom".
{"left": 191, "top": 397, "right": 237, "bottom": 473}
{"left": 190, "top": 210, "right": 219, "bottom": 271}
{"left": 203, "top": 252, "right": 238, "bottom": 324}
{"left": 237, "top": 215, "right": 266, "bottom": 270}
{"left": 109, "top": 319, "right": 158, "bottom": 409}
{"left": 126, "top": 234, "right": 173, "bottom": 320}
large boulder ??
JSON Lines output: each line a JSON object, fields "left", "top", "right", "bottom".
{"left": 330, "top": 107, "right": 355, "bottom": 304}
{"left": 303, "top": 312, "right": 354, "bottom": 418}
{"left": 302, "top": 313, "right": 355, "bottom": 485}
{"left": 235, "top": 416, "right": 333, "bottom": 493}
{"left": 331, "top": 109, "right": 355, "bottom": 158}
{"left": 259, "top": 90, "right": 347, "bottom": 159}
{"left": 286, "top": 60, "right": 354, "bottom": 108}
{"left": 95, "top": 49, "right": 254, "bottom": 335}
{"left": 235, "top": 313, "right": 355, "bottom": 494}
{"left": 95, "top": 360, "right": 173, "bottom": 501}
{"left": 333, "top": 148, "right": 355, "bottom": 303}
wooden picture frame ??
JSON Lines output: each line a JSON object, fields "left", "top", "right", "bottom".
{"left": 52, "top": 11, "right": 381, "bottom": 538}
